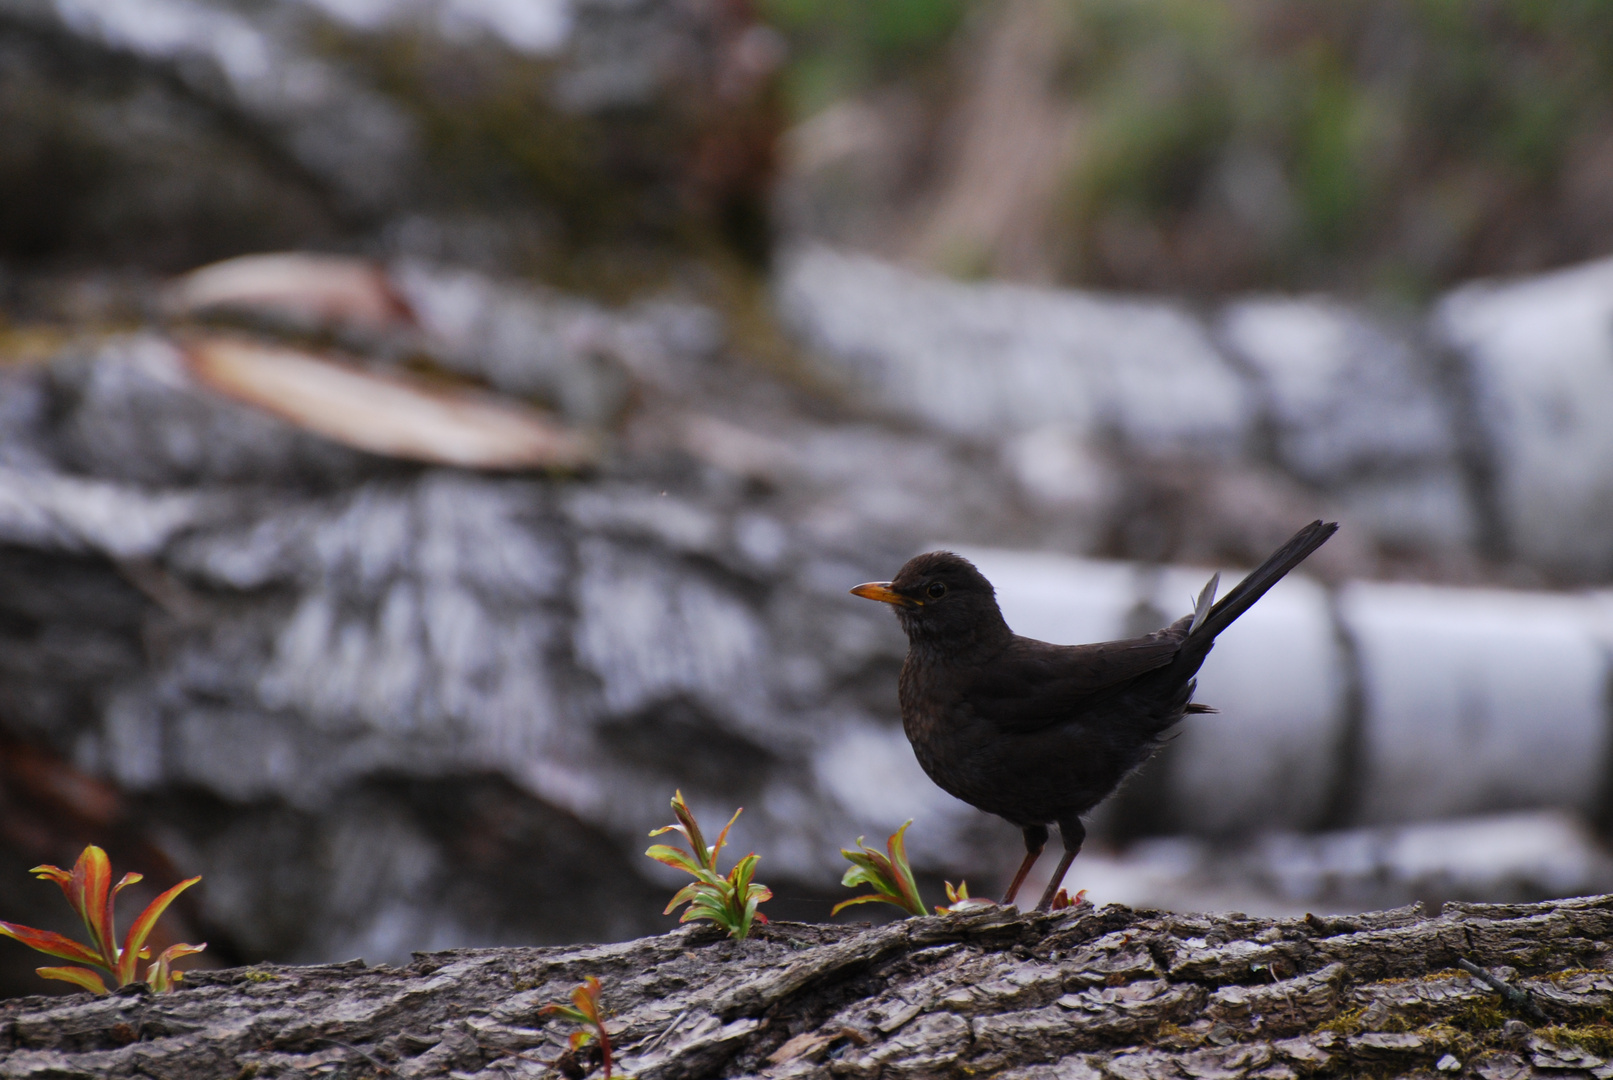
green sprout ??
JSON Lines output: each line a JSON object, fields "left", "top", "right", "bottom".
{"left": 937, "top": 879, "right": 994, "bottom": 914}
{"left": 835, "top": 821, "right": 997, "bottom": 917}
{"left": 540, "top": 975, "right": 620, "bottom": 1080}
{"left": 0, "top": 845, "right": 205, "bottom": 994}
{"left": 832, "top": 820, "right": 926, "bottom": 917}
{"left": 646, "top": 790, "right": 771, "bottom": 941}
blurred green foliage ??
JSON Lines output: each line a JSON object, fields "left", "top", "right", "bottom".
{"left": 1065, "top": 0, "right": 1613, "bottom": 292}
{"left": 763, "top": 0, "right": 1613, "bottom": 294}
{"left": 759, "top": 0, "right": 970, "bottom": 114}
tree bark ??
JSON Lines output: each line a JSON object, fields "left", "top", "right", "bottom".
{"left": 5, "top": 894, "right": 1613, "bottom": 1079}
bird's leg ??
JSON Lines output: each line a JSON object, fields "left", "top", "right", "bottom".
{"left": 1001, "top": 824, "right": 1048, "bottom": 906}
{"left": 1035, "top": 818, "right": 1086, "bottom": 912}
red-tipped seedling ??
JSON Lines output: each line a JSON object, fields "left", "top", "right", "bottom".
{"left": 646, "top": 790, "right": 771, "bottom": 941}
{"left": 0, "top": 845, "right": 205, "bottom": 994}
{"left": 540, "top": 975, "right": 620, "bottom": 1079}
{"left": 833, "top": 820, "right": 927, "bottom": 917}
{"left": 935, "top": 879, "right": 994, "bottom": 913}
{"left": 1047, "top": 887, "right": 1088, "bottom": 912}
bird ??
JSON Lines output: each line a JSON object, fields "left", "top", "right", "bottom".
{"left": 850, "top": 520, "right": 1338, "bottom": 912}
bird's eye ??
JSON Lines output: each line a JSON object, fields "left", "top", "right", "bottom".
{"left": 926, "top": 581, "right": 947, "bottom": 599}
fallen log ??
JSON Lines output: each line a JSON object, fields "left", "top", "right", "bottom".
{"left": 5, "top": 895, "right": 1613, "bottom": 1079}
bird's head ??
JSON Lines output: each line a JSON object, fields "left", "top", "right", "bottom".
{"left": 850, "top": 551, "right": 1010, "bottom": 648}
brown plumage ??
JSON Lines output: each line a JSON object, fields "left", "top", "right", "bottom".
{"left": 852, "top": 520, "right": 1338, "bottom": 910}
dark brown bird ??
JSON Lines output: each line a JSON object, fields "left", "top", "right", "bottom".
{"left": 851, "top": 520, "right": 1338, "bottom": 911}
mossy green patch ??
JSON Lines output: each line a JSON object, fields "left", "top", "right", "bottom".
{"left": 1448, "top": 1001, "right": 1507, "bottom": 1033}
{"left": 1316, "top": 1002, "right": 1424, "bottom": 1038}
{"left": 1409, "top": 1021, "right": 1477, "bottom": 1058}
{"left": 1416, "top": 968, "right": 1466, "bottom": 982}
{"left": 1539, "top": 1023, "right": 1613, "bottom": 1057}
{"left": 1151, "top": 1021, "right": 1205, "bottom": 1050}
{"left": 1315, "top": 1006, "right": 1364, "bottom": 1037}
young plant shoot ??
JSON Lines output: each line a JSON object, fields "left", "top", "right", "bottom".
{"left": 0, "top": 845, "right": 205, "bottom": 994}
{"left": 1047, "top": 887, "right": 1087, "bottom": 912}
{"left": 646, "top": 790, "right": 771, "bottom": 941}
{"left": 937, "top": 879, "right": 992, "bottom": 913}
{"left": 541, "top": 975, "right": 619, "bottom": 1080}
{"left": 833, "top": 820, "right": 926, "bottom": 917}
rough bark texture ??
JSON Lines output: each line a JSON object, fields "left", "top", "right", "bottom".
{"left": 6, "top": 895, "right": 1613, "bottom": 1079}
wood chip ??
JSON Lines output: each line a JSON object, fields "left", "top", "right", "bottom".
{"left": 166, "top": 252, "right": 412, "bottom": 330}
{"left": 183, "top": 335, "right": 597, "bottom": 470}
{"left": 766, "top": 1032, "right": 831, "bottom": 1065}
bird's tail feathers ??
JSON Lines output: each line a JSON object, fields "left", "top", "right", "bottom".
{"left": 1188, "top": 572, "right": 1219, "bottom": 635}
{"left": 1187, "top": 520, "right": 1337, "bottom": 647}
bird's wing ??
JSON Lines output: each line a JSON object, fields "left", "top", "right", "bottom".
{"left": 962, "top": 627, "right": 1186, "bottom": 735}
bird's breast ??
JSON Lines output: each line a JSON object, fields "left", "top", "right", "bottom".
{"left": 898, "top": 655, "right": 999, "bottom": 796}
{"left": 895, "top": 644, "right": 1171, "bottom": 825}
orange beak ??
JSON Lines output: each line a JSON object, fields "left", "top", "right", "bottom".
{"left": 850, "top": 581, "right": 918, "bottom": 607}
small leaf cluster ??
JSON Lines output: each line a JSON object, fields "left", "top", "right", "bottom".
{"left": 646, "top": 790, "right": 771, "bottom": 941}
{"left": 832, "top": 819, "right": 989, "bottom": 917}
{"left": 1047, "top": 887, "right": 1086, "bottom": 911}
{"left": 641, "top": 790, "right": 1075, "bottom": 934}
{"left": 939, "top": 879, "right": 995, "bottom": 913}
{"left": 0, "top": 845, "right": 204, "bottom": 994}
{"left": 641, "top": 793, "right": 1004, "bottom": 930}
{"left": 540, "top": 975, "right": 619, "bottom": 1079}
{"left": 832, "top": 820, "right": 926, "bottom": 916}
